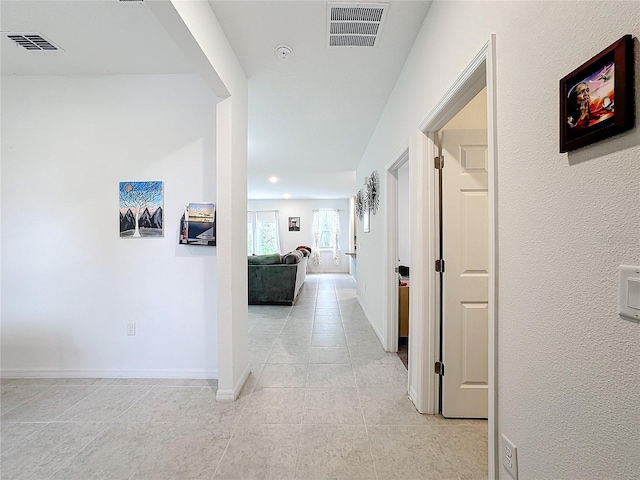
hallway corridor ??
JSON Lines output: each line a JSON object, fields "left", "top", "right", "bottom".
{"left": 244, "top": 273, "right": 487, "bottom": 479}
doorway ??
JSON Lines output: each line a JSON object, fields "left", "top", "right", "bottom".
{"left": 384, "top": 147, "right": 409, "bottom": 355}
{"left": 436, "top": 90, "right": 489, "bottom": 418}
{"left": 401, "top": 37, "right": 498, "bottom": 476}
{"left": 396, "top": 160, "right": 410, "bottom": 368}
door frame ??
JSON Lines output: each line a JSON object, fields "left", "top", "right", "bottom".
{"left": 383, "top": 146, "right": 410, "bottom": 353}
{"left": 411, "top": 35, "right": 499, "bottom": 477}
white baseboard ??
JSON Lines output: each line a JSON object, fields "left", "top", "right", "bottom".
{"left": 0, "top": 368, "right": 218, "bottom": 379}
{"left": 215, "top": 362, "right": 250, "bottom": 402}
{"left": 356, "top": 294, "right": 386, "bottom": 348}
{"left": 409, "top": 385, "right": 421, "bottom": 411}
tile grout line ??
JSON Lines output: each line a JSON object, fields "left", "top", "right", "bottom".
{"left": 0, "top": 382, "right": 57, "bottom": 419}
{"left": 361, "top": 399, "right": 380, "bottom": 480}
{"left": 300, "top": 277, "right": 316, "bottom": 475}
{"left": 45, "top": 422, "right": 110, "bottom": 480}
{"left": 208, "top": 358, "right": 261, "bottom": 480}
{"left": 346, "top": 275, "right": 381, "bottom": 480}
{"left": 48, "top": 383, "right": 108, "bottom": 423}
{"left": 346, "top": 276, "right": 381, "bottom": 480}
{"left": 0, "top": 422, "right": 49, "bottom": 459}
{"left": 0, "top": 382, "right": 60, "bottom": 458}
{"left": 208, "top": 409, "right": 243, "bottom": 480}
{"left": 293, "top": 280, "right": 317, "bottom": 478}
{"left": 45, "top": 382, "right": 162, "bottom": 479}
{"left": 112, "top": 384, "right": 157, "bottom": 421}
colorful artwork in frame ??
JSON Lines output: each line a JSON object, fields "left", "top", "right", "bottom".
{"left": 559, "top": 35, "right": 634, "bottom": 152}
{"left": 180, "top": 203, "right": 216, "bottom": 246}
{"left": 119, "top": 181, "right": 164, "bottom": 237}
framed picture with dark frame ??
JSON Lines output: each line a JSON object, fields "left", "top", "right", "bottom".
{"left": 559, "top": 34, "right": 634, "bottom": 153}
{"left": 288, "top": 216, "right": 300, "bottom": 231}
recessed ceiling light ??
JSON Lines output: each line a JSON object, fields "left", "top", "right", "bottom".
{"left": 268, "top": 176, "right": 279, "bottom": 183}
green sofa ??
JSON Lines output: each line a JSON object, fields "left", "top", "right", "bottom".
{"left": 248, "top": 251, "right": 308, "bottom": 305}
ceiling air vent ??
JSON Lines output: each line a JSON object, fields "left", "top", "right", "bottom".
{"left": 7, "top": 33, "right": 58, "bottom": 51}
{"left": 327, "top": 3, "right": 388, "bottom": 47}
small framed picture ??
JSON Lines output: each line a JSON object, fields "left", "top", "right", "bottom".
{"left": 559, "top": 35, "right": 634, "bottom": 153}
{"left": 288, "top": 216, "right": 300, "bottom": 231}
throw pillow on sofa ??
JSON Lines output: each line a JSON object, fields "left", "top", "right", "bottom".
{"left": 282, "top": 250, "right": 304, "bottom": 264}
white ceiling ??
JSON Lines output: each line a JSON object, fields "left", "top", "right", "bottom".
{"left": 0, "top": 1, "right": 195, "bottom": 75}
{"left": 1, "top": 0, "right": 431, "bottom": 199}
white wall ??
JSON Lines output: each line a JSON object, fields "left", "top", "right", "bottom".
{"left": 248, "top": 199, "right": 350, "bottom": 273}
{"left": 1, "top": 74, "right": 218, "bottom": 378}
{"left": 357, "top": 2, "right": 640, "bottom": 478}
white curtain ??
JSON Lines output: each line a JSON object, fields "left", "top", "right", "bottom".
{"left": 311, "top": 209, "right": 321, "bottom": 265}
{"left": 332, "top": 209, "right": 341, "bottom": 266}
{"left": 311, "top": 209, "right": 341, "bottom": 266}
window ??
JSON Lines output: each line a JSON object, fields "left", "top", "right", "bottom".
{"left": 311, "top": 209, "right": 341, "bottom": 266}
{"left": 315, "top": 210, "right": 337, "bottom": 249}
{"left": 247, "top": 210, "right": 281, "bottom": 255}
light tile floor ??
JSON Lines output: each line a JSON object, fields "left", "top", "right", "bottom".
{"left": 0, "top": 274, "right": 486, "bottom": 479}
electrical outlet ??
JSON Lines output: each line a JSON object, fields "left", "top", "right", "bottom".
{"left": 127, "top": 322, "right": 136, "bottom": 336}
{"left": 501, "top": 434, "right": 518, "bottom": 479}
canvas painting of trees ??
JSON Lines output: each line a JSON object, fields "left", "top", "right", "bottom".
{"left": 119, "top": 181, "right": 164, "bottom": 237}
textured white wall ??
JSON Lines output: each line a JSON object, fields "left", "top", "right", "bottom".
{"left": 357, "top": 1, "right": 640, "bottom": 478}
{"left": 248, "top": 198, "right": 350, "bottom": 273}
{"left": 1, "top": 74, "right": 218, "bottom": 378}
{"left": 495, "top": 4, "right": 640, "bottom": 478}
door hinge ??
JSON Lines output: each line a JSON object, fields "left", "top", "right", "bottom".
{"left": 434, "top": 156, "right": 444, "bottom": 169}
{"left": 435, "top": 259, "right": 445, "bottom": 273}
{"left": 435, "top": 361, "right": 445, "bottom": 376}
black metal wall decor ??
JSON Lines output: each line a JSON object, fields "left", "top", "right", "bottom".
{"left": 355, "top": 189, "right": 365, "bottom": 220}
{"left": 366, "top": 170, "right": 379, "bottom": 214}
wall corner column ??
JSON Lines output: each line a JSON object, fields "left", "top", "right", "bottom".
{"left": 215, "top": 95, "right": 249, "bottom": 401}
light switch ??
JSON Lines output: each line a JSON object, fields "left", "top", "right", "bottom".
{"left": 619, "top": 265, "right": 640, "bottom": 320}
{"left": 628, "top": 278, "right": 640, "bottom": 310}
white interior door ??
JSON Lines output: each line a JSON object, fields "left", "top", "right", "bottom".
{"left": 441, "top": 129, "right": 488, "bottom": 419}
